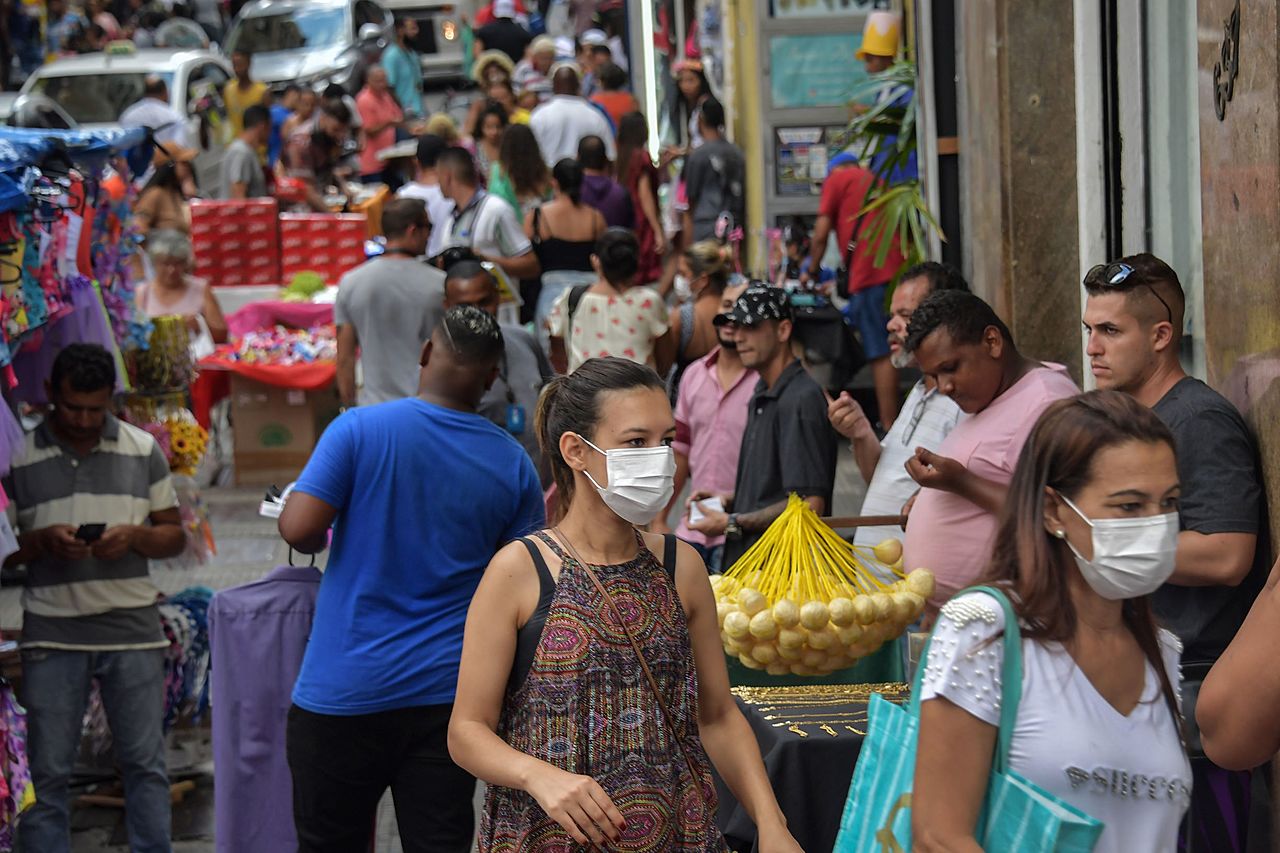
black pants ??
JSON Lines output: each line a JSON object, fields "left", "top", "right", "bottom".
{"left": 287, "top": 703, "right": 476, "bottom": 853}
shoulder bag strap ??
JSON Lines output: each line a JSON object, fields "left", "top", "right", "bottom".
{"left": 967, "top": 585, "right": 1024, "bottom": 774}
{"left": 531, "top": 205, "right": 543, "bottom": 246}
{"left": 841, "top": 212, "right": 867, "bottom": 272}
{"left": 906, "top": 584, "right": 1024, "bottom": 775}
{"left": 552, "top": 528, "right": 707, "bottom": 799}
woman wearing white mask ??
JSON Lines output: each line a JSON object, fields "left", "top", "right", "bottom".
{"left": 667, "top": 240, "right": 732, "bottom": 399}
{"left": 449, "top": 358, "right": 802, "bottom": 853}
{"left": 912, "top": 390, "right": 1190, "bottom": 852}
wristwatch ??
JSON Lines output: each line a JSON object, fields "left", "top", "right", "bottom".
{"left": 725, "top": 513, "right": 742, "bottom": 540}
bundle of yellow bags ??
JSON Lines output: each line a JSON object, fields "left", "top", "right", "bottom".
{"left": 712, "top": 495, "right": 935, "bottom": 677}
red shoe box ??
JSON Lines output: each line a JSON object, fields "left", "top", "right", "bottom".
{"left": 277, "top": 213, "right": 367, "bottom": 284}
{"left": 190, "top": 199, "right": 282, "bottom": 286}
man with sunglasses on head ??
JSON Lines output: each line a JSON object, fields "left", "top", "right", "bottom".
{"left": 826, "top": 262, "right": 968, "bottom": 578}
{"left": 1083, "top": 252, "right": 1268, "bottom": 853}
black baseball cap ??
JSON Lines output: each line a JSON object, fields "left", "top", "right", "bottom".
{"left": 713, "top": 285, "right": 793, "bottom": 327}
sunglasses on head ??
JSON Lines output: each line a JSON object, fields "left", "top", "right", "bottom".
{"left": 1085, "top": 261, "right": 1173, "bottom": 325}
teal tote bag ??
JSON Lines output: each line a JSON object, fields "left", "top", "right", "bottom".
{"left": 832, "top": 586, "right": 1103, "bottom": 852}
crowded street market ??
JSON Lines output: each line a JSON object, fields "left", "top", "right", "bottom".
{"left": 0, "top": 0, "right": 1276, "bottom": 851}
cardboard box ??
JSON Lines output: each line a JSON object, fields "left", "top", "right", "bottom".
{"left": 230, "top": 375, "right": 339, "bottom": 486}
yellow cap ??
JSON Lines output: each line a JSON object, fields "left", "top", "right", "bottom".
{"left": 856, "top": 11, "right": 901, "bottom": 60}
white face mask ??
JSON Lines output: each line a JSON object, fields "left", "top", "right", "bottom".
{"left": 577, "top": 435, "right": 676, "bottom": 526}
{"left": 1059, "top": 494, "right": 1179, "bottom": 600}
{"left": 673, "top": 274, "right": 693, "bottom": 301}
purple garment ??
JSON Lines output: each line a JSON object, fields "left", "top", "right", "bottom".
{"left": 581, "top": 174, "right": 635, "bottom": 229}
{"left": 209, "top": 565, "right": 321, "bottom": 853}
{"left": 9, "top": 276, "right": 119, "bottom": 406}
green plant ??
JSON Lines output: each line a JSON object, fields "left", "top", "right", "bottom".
{"left": 837, "top": 61, "right": 942, "bottom": 275}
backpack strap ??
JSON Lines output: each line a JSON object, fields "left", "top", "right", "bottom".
{"left": 567, "top": 284, "right": 591, "bottom": 323}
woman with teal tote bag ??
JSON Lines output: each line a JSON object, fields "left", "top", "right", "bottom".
{"left": 836, "top": 391, "right": 1191, "bottom": 852}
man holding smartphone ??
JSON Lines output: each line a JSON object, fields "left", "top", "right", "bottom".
{"left": 3, "top": 343, "right": 186, "bottom": 853}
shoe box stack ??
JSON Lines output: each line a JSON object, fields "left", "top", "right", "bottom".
{"left": 278, "top": 213, "right": 368, "bottom": 285}
{"left": 190, "top": 199, "right": 281, "bottom": 286}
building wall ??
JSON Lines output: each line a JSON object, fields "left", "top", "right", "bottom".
{"left": 957, "top": 0, "right": 1084, "bottom": 383}
{"left": 1197, "top": 0, "right": 1280, "bottom": 549}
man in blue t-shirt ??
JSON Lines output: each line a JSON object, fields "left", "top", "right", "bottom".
{"left": 267, "top": 84, "right": 301, "bottom": 167}
{"left": 279, "top": 305, "right": 545, "bottom": 851}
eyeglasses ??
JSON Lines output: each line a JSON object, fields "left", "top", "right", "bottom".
{"left": 900, "top": 388, "right": 931, "bottom": 446}
{"left": 1084, "top": 261, "right": 1173, "bottom": 325}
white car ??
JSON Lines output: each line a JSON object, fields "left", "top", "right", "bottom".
{"left": 19, "top": 47, "right": 234, "bottom": 192}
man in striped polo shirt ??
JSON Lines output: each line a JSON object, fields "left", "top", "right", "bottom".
{"left": 3, "top": 343, "right": 185, "bottom": 853}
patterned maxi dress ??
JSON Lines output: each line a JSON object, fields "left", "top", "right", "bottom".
{"left": 480, "top": 531, "right": 728, "bottom": 852}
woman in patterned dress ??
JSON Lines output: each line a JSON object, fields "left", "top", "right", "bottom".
{"left": 450, "top": 358, "right": 802, "bottom": 852}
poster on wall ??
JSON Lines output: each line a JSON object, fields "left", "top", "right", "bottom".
{"left": 775, "top": 126, "right": 852, "bottom": 196}
{"left": 769, "top": 33, "right": 863, "bottom": 109}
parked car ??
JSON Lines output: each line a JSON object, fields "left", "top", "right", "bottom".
{"left": 225, "top": 0, "right": 392, "bottom": 96}
{"left": 18, "top": 47, "right": 233, "bottom": 191}
{"left": 5, "top": 94, "right": 77, "bottom": 130}
{"left": 383, "top": 0, "right": 473, "bottom": 84}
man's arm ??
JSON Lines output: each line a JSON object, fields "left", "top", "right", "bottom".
{"left": 805, "top": 214, "right": 833, "bottom": 281}
{"left": 278, "top": 492, "right": 339, "bottom": 554}
{"left": 906, "top": 448, "right": 1007, "bottom": 516}
{"left": 1166, "top": 408, "right": 1263, "bottom": 587}
{"left": 336, "top": 323, "right": 359, "bottom": 408}
{"left": 485, "top": 249, "right": 540, "bottom": 280}
{"left": 739, "top": 495, "right": 825, "bottom": 533}
{"left": 1170, "top": 531, "right": 1257, "bottom": 587}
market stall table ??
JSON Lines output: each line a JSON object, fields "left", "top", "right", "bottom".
{"left": 714, "top": 682, "right": 909, "bottom": 853}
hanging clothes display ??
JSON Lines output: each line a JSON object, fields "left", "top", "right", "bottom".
{"left": 209, "top": 566, "right": 321, "bottom": 853}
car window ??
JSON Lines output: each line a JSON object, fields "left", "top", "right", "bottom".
{"left": 29, "top": 71, "right": 176, "bottom": 124}
{"left": 225, "top": 7, "right": 347, "bottom": 53}
{"left": 354, "top": 1, "right": 383, "bottom": 30}
{"left": 187, "top": 63, "right": 230, "bottom": 104}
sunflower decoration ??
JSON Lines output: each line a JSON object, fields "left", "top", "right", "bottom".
{"left": 164, "top": 418, "right": 208, "bottom": 477}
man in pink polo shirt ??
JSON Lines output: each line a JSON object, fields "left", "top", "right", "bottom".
{"left": 901, "top": 290, "right": 1078, "bottom": 612}
{"left": 657, "top": 282, "right": 754, "bottom": 571}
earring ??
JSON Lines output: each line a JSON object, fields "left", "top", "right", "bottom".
{"left": 1054, "top": 529, "right": 1066, "bottom": 539}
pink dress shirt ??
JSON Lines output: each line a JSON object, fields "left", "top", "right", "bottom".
{"left": 673, "top": 348, "right": 759, "bottom": 547}
{"left": 903, "top": 363, "right": 1079, "bottom": 605}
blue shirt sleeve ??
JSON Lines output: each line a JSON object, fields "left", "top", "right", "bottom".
{"left": 504, "top": 454, "right": 547, "bottom": 543}
{"left": 293, "top": 413, "right": 358, "bottom": 510}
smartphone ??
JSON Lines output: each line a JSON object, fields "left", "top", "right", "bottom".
{"left": 689, "top": 496, "right": 725, "bottom": 525}
{"left": 75, "top": 524, "right": 106, "bottom": 543}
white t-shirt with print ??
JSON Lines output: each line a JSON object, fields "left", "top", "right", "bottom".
{"left": 919, "top": 590, "right": 1190, "bottom": 853}
{"left": 548, "top": 286, "right": 670, "bottom": 373}
{"left": 440, "top": 191, "right": 532, "bottom": 260}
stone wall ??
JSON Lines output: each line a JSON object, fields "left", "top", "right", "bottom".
{"left": 1198, "top": 0, "right": 1280, "bottom": 550}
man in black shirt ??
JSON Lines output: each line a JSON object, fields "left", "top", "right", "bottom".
{"left": 1083, "top": 252, "right": 1268, "bottom": 853}
{"left": 475, "top": 0, "right": 533, "bottom": 64}
{"left": 688, "top": 286, "right": 837, "bottom": 568}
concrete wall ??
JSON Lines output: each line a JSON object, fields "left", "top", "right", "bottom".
{"left": 957, "top": 0, "right": 1084, "bottom": 382}
{"left": 1197, "top": 0, "right": 1280, "bottom": 549}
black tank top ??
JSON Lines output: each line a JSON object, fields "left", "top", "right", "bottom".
{"left": 530, "top": 206, "right": 596, "bottom": 272}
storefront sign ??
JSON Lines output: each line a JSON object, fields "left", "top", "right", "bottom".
{"left": 769, "top": 33, "right": 862, "bottom": 109}
{"left": 1213, "top": 0, "right": 1240, "bottom": 121}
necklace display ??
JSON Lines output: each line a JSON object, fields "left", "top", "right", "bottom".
{"left": 731, "top": 683, "right": 910, "bottom": 738}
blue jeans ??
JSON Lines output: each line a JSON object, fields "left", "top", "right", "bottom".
{"left": 19, "top": 647, "right": 170, "bottom": 853}
{"left": 535, "top": 270, "right": 596, "bottom": 355}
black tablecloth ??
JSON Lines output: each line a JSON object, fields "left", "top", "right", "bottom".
{"left": 713, "top": 683, "right": 910, "bottom": 853}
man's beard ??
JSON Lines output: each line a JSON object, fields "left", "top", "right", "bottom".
{"left": 890, "top": 343, "right": 913, "bottom": 370}
{"left": 717, "top": 334, "right": 737, "bottom": 351}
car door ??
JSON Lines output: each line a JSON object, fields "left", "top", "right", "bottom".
{"left": 185, "top": 62, "right": 233, "bottom": 194}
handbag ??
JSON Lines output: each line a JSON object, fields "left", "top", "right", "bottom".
{"left": 832, "top": 586, "right": 1103, "bottom": 853}
{"left": 833, "top": 212, "right": 866, "bottom": 299}
{"left": 552, "top": 529, "right": 708, "bottom": 800}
